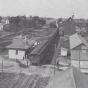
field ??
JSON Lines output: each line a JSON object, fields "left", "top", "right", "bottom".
{"left": 0, "top": 73, "right": 49, "bottom": 88}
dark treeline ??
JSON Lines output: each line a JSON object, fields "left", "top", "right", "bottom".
{"left": 1, "top": 15, "right": 46, "bottom": 32}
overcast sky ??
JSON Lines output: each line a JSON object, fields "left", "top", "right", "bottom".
{"left": 0, "top": 0, "right": 88, "bottom": 19}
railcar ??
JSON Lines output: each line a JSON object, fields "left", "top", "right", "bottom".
{"left": 29, "top": 28, "right": 59, "bottom": 65}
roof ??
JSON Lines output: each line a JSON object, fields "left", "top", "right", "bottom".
{"left": 6, "top": 38, "right": 34, "bottom": 49}
{"left": 69, "top": 33, "right": 88, "bottom": 49}
{"left": 29, "top": 40, "right": 48, "bottom": 55}
{"left": 46, "top": 66, "right": 88, "bottom": 88}
{"left": 0, "top": 73, "right": 49, "bottom": 88}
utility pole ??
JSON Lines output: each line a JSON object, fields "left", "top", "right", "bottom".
{"left": 2, "top": 59, "right": 3, "bottom": 73}
{"left": 54, "top": 44, "right": 56, "bottom": 75}
{"left": 79, "top": 52, "right": 80, "bottom": 70}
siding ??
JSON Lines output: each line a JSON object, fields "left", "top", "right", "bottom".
{"left": 71, "top": 60, "right": 88, "bottom": 69}
{"left": 9, "top": 49, "right": 25, "bottom": 59}
{"left": 71, "top": 50, "right": 88, "bottom": 60}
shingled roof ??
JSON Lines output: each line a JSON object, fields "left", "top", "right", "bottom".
{"left": 69, "top": 33, "right": 88, "bottom": 49}
{"left": 46, "top": 66, "right": 88, "bottom": 88}
{"left": 6, "top": 38, "right": 35, "bottom": 49}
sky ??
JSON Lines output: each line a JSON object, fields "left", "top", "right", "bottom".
{"left": 0, "top": 0, "right": 88, "bottom": 19}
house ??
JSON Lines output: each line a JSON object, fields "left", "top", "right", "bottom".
{"left": 6, "top": 38, "right": 35, "bottom": 60}
{"left": 63, "top": 17, "right": 77, "bottom": 35}
{"left": 0, "top": 23, "right": 3, "bottom": 31}
{"left": 70, "top": 33, "right": 88, "bottom": 72}
{"left": 1, "top": 17, "right": 9, "bottom": 25}
{"left": 46, "top": 66, "right": 88, "bottom": 88}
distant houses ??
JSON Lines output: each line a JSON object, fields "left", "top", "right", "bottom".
{"left": 6, "top": 37, "right": 35, "bottom": 60}
{"left": 69, "top": 33, "right": 88, "bottom": 72}
{"left": 1, "top": 17, "right": 9, "bottom": 25}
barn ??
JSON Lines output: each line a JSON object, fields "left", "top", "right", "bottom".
{"left": 69, "top": 33, "right": 88, "bottom": 72}
{"left": 63, "top": 17, "right": 77, "bottom": 35}
{"left": 46, "top": 66, "right": 88, "bottom": 88}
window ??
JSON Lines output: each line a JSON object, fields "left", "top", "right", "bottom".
{"left": 82, "top": 46, "right": 87, "bottom": 53}
{"left": 16, "top": 50, "right": 18, "bottom": 55}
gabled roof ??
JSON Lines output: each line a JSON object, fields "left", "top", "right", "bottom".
{"left": 69, "top": 33, "right": 88, "bottom": 49}
{"left": 6, "top": 38, "right": 34, "bottom": 49}
{"left": 46, "top": 66, "right": 88, "bottom": 88}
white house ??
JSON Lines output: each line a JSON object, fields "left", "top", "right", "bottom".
{"left": 6, "top": 38, "right": 35, "bottom": 60}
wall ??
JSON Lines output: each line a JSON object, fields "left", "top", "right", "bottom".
{"left": 61, "top": 49, "right": 67, "bottom": 56}
{"left": 9, "top": 49, "right": 25, "bottom": 59}
{"left": 29, "top": 55, "right": 40, "bottom": 64}
{"left": 71, "top": 60, "right": 88, "bottom": 69}
{"left": 71, "top": 50, "right": 88, "bottom": 60}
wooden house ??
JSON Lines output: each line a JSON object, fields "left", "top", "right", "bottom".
{"left": 6, "top": 38, "right": 35, "bottom": 60}
{"left": 70, "top": 33, "right": 88, "bottom": 72}
{"left": 63, "top": 17, "right": 77, "bottom": 35}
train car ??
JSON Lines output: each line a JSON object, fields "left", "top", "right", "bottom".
{"left": 29, "top": 28, "right": 59, "bottom": 65}
{"left": 29, "top": 40, "right": 49, "bottom": 65}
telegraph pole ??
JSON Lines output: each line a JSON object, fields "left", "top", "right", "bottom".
{"left": 79, "top": 52, "right": 80, "bottom": 70}
{"left": 2, "top": 59, "right": 3, "bottom": 73}
{"left": 54, "top": 44, "right": 56, "bottom": 75}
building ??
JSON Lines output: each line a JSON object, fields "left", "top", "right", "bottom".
{"left": 70, "top": 33, "right": 88, "bottom": 72}
{"left": 46, "top": 66, "right": 88, "bottom": 88}
{"left": 61, "top": 47, "right": 68, "bottom": 56}
{"left": 63, "top": 17, "right": 77, "bottom": 35}
{"left": 6, "top": 38, "right": 35, "bottom": 60}
{"left": 1, "top": 17, "right": 9, "bottom": 25}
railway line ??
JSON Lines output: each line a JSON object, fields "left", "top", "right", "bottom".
{"left": 40, "top": 35, "right": 59, "bottom": 65}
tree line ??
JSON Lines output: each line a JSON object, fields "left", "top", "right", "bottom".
{"left": 0, "top": 15, "right": 46, "bottom": 32}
